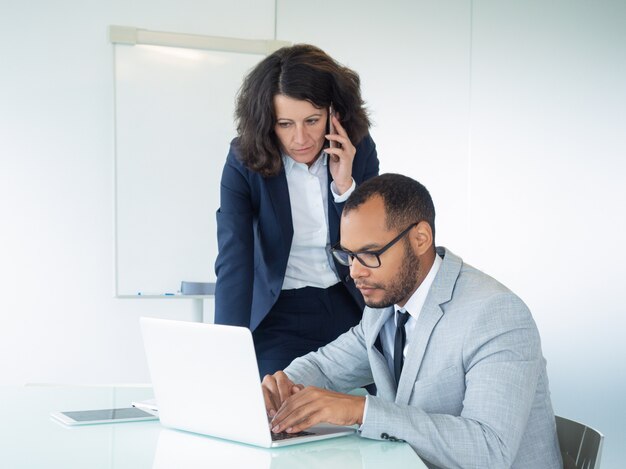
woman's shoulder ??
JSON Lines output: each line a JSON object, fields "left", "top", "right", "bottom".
{"left": 224, "top": 138, "right": 253, "bottom": 173}
{"left": 222, "top": 138, "right": 272, "bottom": 191}
{"left": 221, "top": 138, "right": 251, "bottom": 181}
{"left": 225, "top": 137, "right": 242, "bottom": 162}
{"left": 354, "top": 133, "right": 376, "bottom": 153}
{"left": 352, "top": 133, "right": 379, "bottom": 177}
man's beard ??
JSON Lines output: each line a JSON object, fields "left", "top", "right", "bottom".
{"left": 364, "top": 242, "right": 421, "bottom": 309}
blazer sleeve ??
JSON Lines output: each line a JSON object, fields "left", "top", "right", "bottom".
{"left": 356, "top": 133, "right": 380, "bottom": 181}
{"left": 359, "top": 294, "right": 546, "bottom": 469}
{"left": 284, "top": 320, "right": 374, "bottom": 392}
{"left": 214, "top": 144, "right": 254, "bottom": 327}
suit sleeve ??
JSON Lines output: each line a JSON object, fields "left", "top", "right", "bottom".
{"left": 214, "top": 147, "right": 254, "bottom": 327}
{"left": 359, "top": 134, "right": 380, "bottom": 181}
{"left": 284, "top": 320, "right": 374, "bottom": 392}
{"left": 359, "top": 294, "right": 544, "bottom": 469}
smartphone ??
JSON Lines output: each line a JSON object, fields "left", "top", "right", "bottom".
{"left": 325, "top": 104, "right": 336, "bottom": 149}
{"left": 50, "top": 407, "right": 159, "bottom": 426}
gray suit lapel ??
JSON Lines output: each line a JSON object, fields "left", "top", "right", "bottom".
{"left": 366, "top": 308, "right": 396, "bottom": 398}
{"left": 396, "top": 248, "right": 462, "bottom": 403}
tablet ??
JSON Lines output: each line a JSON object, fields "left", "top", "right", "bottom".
{"left": 50, "top": 407, "right": 159, "bottom": 426}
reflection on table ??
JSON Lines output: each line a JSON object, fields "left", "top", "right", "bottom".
{"left": 153, "top": 426, "right": 424, "bottom": 469}
{"left": 0, "top": 385, "right": 426, "bottom": 469}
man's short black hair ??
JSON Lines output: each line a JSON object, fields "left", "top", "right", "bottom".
{"left": 344, "top": 173, "right": 436, "bottom": 240}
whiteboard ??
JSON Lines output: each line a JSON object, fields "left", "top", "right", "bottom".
{"left": 114, "top": 44, "right": 265, "bottom": 295}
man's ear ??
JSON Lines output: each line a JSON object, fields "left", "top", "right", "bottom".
{"left": 411, "top": 221, "right": 433, "bottom": 256}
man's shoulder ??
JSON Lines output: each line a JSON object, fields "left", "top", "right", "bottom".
{"left": 438, "top": 247, "right": 518, "bottom": 297}
{"left": 459, "top": 262, "right": 513, "bottom": 296}
{"left": 437, "top": 247, "right": 530, "bottom": 317}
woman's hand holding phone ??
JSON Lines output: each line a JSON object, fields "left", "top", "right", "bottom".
{"left": 326, "top": 110, "right": 356, "bottom": 196}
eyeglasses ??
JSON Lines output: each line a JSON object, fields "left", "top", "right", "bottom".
{"left": 331, "top": 222, "right": 418, "bottom": 269}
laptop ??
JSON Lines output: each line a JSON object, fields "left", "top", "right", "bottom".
{"left": 140, "top": 317, "right": 355, "bottom": 447}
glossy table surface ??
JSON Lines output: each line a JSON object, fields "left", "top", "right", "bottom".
{"left": 1, "top": 385, "right": 427, "bottom": 468}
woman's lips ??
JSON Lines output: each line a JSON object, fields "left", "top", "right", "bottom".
{"left": 292, "top": 146, "right": 312, "bottom": 153}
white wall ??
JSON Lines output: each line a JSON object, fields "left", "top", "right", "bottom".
{"left": 1, "top": 0, "right": 625, "bottom": 467}
{"left": 277, "top": 1, "right": 626, "bottom": 467}
{"left": 0, "top": 0, "right": 275, "bottom": 386}
{"left": 470, "top": 7, "right": 626, "bottom": 468}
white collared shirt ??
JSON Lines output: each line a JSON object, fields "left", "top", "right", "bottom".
{"left": 380, "top": 253, "right": 443, "bottom": 375}
{"left": 281, "top": 152, "right": 356, "bottom": 290}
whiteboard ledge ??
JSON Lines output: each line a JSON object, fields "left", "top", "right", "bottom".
{"left": 109, "top": 25, "right": 290, "bottom": 55}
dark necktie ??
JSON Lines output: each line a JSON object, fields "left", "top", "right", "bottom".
{"left": 394, "top": 310, "right": 410, "bottom": 387}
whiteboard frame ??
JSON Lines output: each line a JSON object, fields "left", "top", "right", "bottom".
{"left": 109, "top": 25, "right": 290, "bottom": 55}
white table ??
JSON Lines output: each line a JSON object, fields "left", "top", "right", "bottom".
{"left": 1, "top": 385, "right": 427, "bottom": 468}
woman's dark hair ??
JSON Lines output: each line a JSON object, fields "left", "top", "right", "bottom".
{"left": 234, "top": 44, "right": 370, "bottom": 177}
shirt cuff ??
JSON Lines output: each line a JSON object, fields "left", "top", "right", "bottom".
{"left": 358, "top": 395, "right": 370, "bottom": 432}
{"left": 330, "top": 178, "right": 356, "bottom": 202}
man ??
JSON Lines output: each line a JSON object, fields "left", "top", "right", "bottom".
{"left": 262, "top": 174, "right": 562, "bottom": 468}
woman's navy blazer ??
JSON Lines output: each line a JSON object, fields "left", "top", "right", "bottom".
{"left": 214, "top": 135, "right": 379, "bottom": 331}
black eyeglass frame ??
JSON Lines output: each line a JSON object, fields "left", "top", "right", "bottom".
{"left": 331, "top": 222, "right": 419, "bottom": 268}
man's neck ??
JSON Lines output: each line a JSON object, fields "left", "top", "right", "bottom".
{"left": 396, "top": 251, "right": 440, "bottom": 311}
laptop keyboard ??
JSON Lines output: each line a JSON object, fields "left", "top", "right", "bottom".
{"left": 271, "top": 430, "right": 314, "bottom": 441}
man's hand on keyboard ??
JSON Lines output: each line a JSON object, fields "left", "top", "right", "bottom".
{"left": 269, "top": 386, "right": 365, "bottom": 434}
{"left": 261, "top": 370, "right": 304, "bottom": 418}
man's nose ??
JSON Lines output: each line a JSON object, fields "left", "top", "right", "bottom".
{"left": 349, "top": 258, "right": 368, "bottom": 279}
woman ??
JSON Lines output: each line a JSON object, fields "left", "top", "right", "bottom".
{"left": 215, "top": 44, "right": 379, "bottom": 378}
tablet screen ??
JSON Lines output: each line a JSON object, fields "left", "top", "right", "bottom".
{"left": 61, "top": 407, "right": 153, "bottom": 421}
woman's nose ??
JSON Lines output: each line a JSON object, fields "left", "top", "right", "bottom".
{"left": 293, "top": 124, "right": 307, "bottom": 143}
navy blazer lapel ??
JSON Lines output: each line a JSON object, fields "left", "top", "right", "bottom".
{"left": 265, "top": 167, "right": 293, "bottom": 246}
{"left": 326, "top": 161, "right": 341, "bottom": 245}
{"left": 396, "top": 248, "right": 462, "bottom": 403}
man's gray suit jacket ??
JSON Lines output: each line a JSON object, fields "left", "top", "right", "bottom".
{"left": 285, "top": 247, "right": 562, "bottom": 469}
